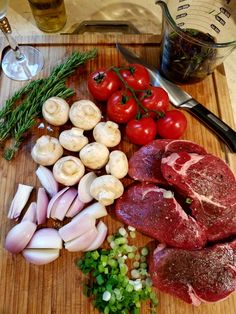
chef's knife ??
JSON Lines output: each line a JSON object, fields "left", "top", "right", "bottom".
{"left": 116, "top": 43, "right": 236, "bottom": 153}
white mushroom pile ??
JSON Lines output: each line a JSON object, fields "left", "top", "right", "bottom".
{"left": 5, "top": 97, "right": 129, "bottom": 266}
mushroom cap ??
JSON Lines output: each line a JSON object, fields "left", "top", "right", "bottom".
{"left": 93, "top": 121, "right": 121, "bottom": 147}
{"left": 31, "top": 135, "right": 63, "bottom": 166}
{"left": 69, "top": 100, "right": 102, "bottom": 130}
{"left": 90, "top": 175, "right": 124, "bottom": 206}
{"left": 53, "top": 156, "right": 85, "bottom": 186}
{"left": 79, "top": 142, "right": 109, "bottom": 170}
{"left": 59, "top": 127, "right": 89, "bottom": 152}
{"left": 42, "top": 97, "right": 70, "bottom": 126}
{"left": 105, "top": 150, "right": 128, "bottom": 179}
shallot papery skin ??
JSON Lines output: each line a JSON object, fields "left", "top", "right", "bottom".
{"left": 5, "top": 221, "right": 37, "bottom": 254}
{"left": 36, "top": 165, "right": 59, "bottom": 198}
{"left": 7, "top": 184, "right": 33, "bottom": 220}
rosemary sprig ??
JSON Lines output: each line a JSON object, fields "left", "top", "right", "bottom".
{"left": 0, "top": 48, "right": 97, "bottom": 160}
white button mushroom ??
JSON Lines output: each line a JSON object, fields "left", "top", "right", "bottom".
{"left": 105, "top": 150, "right": 128, "bottom": 179}
{"left": 79, "top": 142, "right": 109, "bottom": 170}
{"left": 93, "top": 121, "right": 121, "bottom": 147}
{"left": 59, "top": 127, "right": 89, "bottom": 152}
{"left": 53, "top": 156, "right": 85, "bottom": 186}
{"left": 90, "top": 175, "right": 124, "bottom": 206}
{"left": 31, "top": 135, "right": 63, "bottom": 166}
{"left": 42, "top": 97, "right": 70, "bottom": 126}
{"left": 69, "top": 99, "right": 102, "bottom": 130}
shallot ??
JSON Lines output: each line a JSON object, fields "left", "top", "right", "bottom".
{"left": 65, "top": 195, "right": 85, "bottom": 218}
{"left": 26, "top": 228, "right": 62, "bottom": 249}
{"left": 51, "top": 187, "right": 77, "bottom": 221}
{"left": 36, "top": 187, "right": 49, "bottom": 224}
{"left": 59, "top": 214, "right": 96, "bottom": 242}
{"left": 84, "top": 221, "right": 108, "bottom": 251}
{"left": 5, "top": 220, "right": 37, "bottom": 254}
{"left": 74, "top": 202, "right": 107, "bottom": 220}
{"left": 64, "top": 227, "right": 98, "bottom": 252}
{"left": 36, "top": 165, "right": 59, "bottom": 198}
{"left": 8, "top": 184, "right": 33, "bottom": 220}
{"left": 47, "top": 187, "right": 69, "bottom": 218}
{"left": 22, "top": 202, "right": 37, "bottom": 223}
{"left": 22, "top": 248, "right": 60, "bottom": 265}
{"left": 78, "top": 172, "right": 97, "bottom": 203}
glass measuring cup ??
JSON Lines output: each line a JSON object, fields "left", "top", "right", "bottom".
{"left": 156, "top": 0, "right": 236, "bottom": 83}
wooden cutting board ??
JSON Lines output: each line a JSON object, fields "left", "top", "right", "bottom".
{"left": 0, "top": 34, "right": 236, "bottom": 314}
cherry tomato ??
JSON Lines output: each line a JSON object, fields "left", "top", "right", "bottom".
{"left": 126, "top": 117, "right": 157, "bottom": 145}
{"left": 156, "top": 110, "right": 187, "bottom": 139}
{"left": 139, "top": 86, "right": 169, "bottom": 117}
{"left": 88, "top": 68, "right": 120, "bottom": 101}
{"left": 107, "top": 90, "right": 138, "bottom": 123}
{"left": 120, "top": 64, "right": 151, "bottom": 90}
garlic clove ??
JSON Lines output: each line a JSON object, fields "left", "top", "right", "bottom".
{"left": 22, "top": 248, "right": 60, "bottom": 265}
{"left": 5, "top": 221, "right": 37, "bottom": 254}
{"left": 84, "top": 221, "right": 108, "bottom": 251}
{"left": 36, "top": 165, "right": 59, "bottom": 198}
{"left": 78, "top": 172, "right": 97, "bottom": 203}
{"left": 64, "top": 227, "right": 98, "bottom": 252}
{"left": 8, "top": 184, "right": 34, "bottom": 220}
{"left": 22, "top": 202, "right": 37, "bottom": 223}
{"left": 58, "top": 213, "right": 96, "bottom": 242}
{"left": 36, "top": 187, "right": 49, "bottom": 225}
{"left": 65, "top": 195, "right": 85, "bottom": 218}
{"left": 26, "top": 228, "right": 62, "bottom": 249}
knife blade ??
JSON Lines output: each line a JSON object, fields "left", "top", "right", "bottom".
{"left": 116, "top": 43, "right": 236, "bottom": 153}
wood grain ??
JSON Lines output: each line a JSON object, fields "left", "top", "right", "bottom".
{"left": 0, "top": 34, "right": 236, "bottom": 314}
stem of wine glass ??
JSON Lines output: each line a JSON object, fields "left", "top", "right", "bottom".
{"left": 0, "top": 16, "right": 32, "bottom": 78}
{"left": 0, "top": 17, "right": 24, "bottom": 59}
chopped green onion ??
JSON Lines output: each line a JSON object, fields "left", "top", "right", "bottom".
{"left": 102, "top": 291, "right": 111, "bottom": 301}
{"left": 141, "top": 247, "right": 149, "bottom": 256}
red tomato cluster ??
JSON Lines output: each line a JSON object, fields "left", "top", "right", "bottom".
{"left": 87, "top": 64, "right": 187, "bottom": 145}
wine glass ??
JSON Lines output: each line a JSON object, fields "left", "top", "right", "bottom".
{"left": 0, "top": 0, "right": 44, "bottom": 81}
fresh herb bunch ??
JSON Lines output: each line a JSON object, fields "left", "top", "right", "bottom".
{"left": 76, "top": 227, "right": 158, "bottom": 314}
{"left": 0, "top": 48, "right": 97, "bottom": 160}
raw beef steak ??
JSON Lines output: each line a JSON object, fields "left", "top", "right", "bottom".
{"left": 161, "top": 152, "right": 236, "bottom": 241}
{"left": 163, "top": 140, "right": 207, "bottom": 156}
{"left": 128, "top": 139, "right": 171, "bottom": 185}
{"left": 115, "top": 183, "right": 206, "bottom": 249}
{"left": 149, "top": 241, "right": 236, "bottom": 305}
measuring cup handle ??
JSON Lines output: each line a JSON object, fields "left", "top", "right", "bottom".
{"left": 186, "top": 101, "right": 236, "bottom": 152}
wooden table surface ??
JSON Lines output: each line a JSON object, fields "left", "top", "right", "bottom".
{"left": 0, "top": 34, "right": 236, "bottom": 314}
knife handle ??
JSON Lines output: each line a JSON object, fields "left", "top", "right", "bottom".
{"left": 184, "top": 100, "right": 236, "bottom": 153}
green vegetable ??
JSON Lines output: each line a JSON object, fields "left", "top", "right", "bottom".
{"left": 0, "top": 49, "right": 97, "bottom": 160}
{"left": 76, "top": 228, "right": 158, "bottom": 314}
